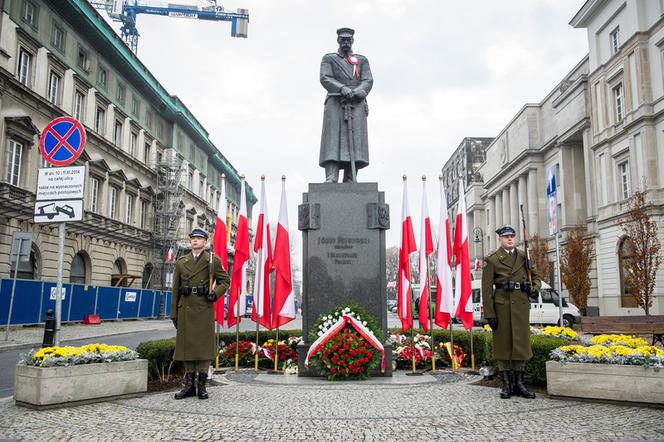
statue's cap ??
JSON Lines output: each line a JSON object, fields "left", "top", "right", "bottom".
{"left": 336, "top": 27, "right": 355, "bottom": 37}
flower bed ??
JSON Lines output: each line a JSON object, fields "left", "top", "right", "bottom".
{"left": 15, "top": 344, "right": 146, "bottom": 409}
{"left": 547, "top": 333, "right": 664, "bottom": 404}
{"left": 531, "top": 326, "right": 577, "bottom": 340}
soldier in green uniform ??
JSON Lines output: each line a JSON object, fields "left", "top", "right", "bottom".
{"left": 171, "top": 228, "right": 230, "bottom": 400}
{"left": 482, "top": 225, "right": 540, "bottom": 399}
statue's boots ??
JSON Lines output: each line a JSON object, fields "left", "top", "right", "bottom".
{"left": 197, "top": 372, "right": 209, "bottom": 400}
{"left": 499, "top": 371, "right": 511, "bottom": 399}
{"left": 513, "top": 370, "right": 536, "bottom": 399}
{"left": 174, "top": 372, "right": 197, "bottom": 400}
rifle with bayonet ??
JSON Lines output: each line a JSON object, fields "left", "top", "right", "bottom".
{"left": 519, "top": 205, "right": 537, "bottom": 299}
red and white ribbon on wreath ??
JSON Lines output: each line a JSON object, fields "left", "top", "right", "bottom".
{"left": 305, "top": 315, "right": 385, "bottom": 372}
{"left": 347, "top": 55, "right": 360, "bottom": 80}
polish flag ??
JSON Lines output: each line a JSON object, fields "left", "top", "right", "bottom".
{"left": 435, "top": 178, "right": 454, "bottom": 329}
{"left": 212, "top": 176, "right": 229, "bottom": 325}
{"left": 417, "top": 178, "right": 434, "bottom": 331}
{"left": 251, "top": 178, "right": 273, "bottom": 329}
{"left": 228, "top": 177, "right": 249, "bottom": 328}
{"left": 474, "top": 258, "right": 481, "bottom": 273}
{"left": 398, "top": 177, "right": 417, "bottom": 332}
{"left": 453, "top": 179, "right": 473, "bottom": 330}
{"left": 272, "top": 177, "right": 296, "bottom": 328}
{"left": 165, "top": 247, "right": 175, "bottom": 263}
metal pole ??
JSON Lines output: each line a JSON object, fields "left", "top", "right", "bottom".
{"left": 427, "top": 257, "right": 435, "bottom": 373}
{"left": 54, "top": 223, "right": 65, "bottom": 346}
{"left": 555, "top": 232, "right": 563, "bottom": 327}
{"left": 470, "top": 327, "right": 475, "bottom": 371}
{"left": 4, "top": 238, "right": 22, "bottom": 341}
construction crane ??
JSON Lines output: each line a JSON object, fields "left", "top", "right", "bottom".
{"left": 90, "top": 0, "right": 249, "bottom": 53}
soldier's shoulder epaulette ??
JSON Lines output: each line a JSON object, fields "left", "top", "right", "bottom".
{"left": 176, "top": 255, "right": 188, "bottom": 263}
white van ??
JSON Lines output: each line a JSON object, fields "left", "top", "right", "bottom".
{"left": 471, "top": 280, "right": 582, "bottom": 327}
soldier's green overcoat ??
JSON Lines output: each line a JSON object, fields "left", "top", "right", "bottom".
{"left": 171, "top": 251, "right": 230, "bottom": 361}
{"left": 482, "top": 248, "right": 541, "bottom": 361}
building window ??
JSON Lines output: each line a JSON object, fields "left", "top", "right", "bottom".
{"left": 200, "top": 179, "right": 205, "bottom": 197}
{"left": 116, "top": 83, "right": 125, "bottom": 105}
{"left": 47, "top": 70, "right": 61, "bottom": 105}
{"left": 114, "top": 120, "right": 123, "bottom": 146}
{"left": 132, "top": 95, "right": 140, "bottom": 117}
{"left": 21, "top": 0, "right": 37, "bottom": 27}
{"left": 140, "top": 200, "right": 148, "bottom": 229}
{"left": 126, "top": 194, "right": 134, "bottom": 224}
{"left": 619, "top": 160, "right": 630, "bottom": 200}
{"left": 17, "top": 48, "right": 32, "bottom": 87}
{"left": 613, "top": 83, "right": 625, "bottom": 123}
{"left": 145, "top": 111, "right": 152, "bottom": 130}
{"left": 129, "top": 132, "right": 137, "bottom": 156}
{"left": 144, "top": 142, "right": 151, "bottom": 164}
{"left": 188, "top": 169, "right": 193, "bottom": 189}
{"left": 618, "top": 237, "right": 638, "bottom": 307}
{"left": 77, "top": 46, "right": 90, "bottom": 72}
{"left": 610, "top": 27, "right": 620, "bottom": 55}
{"left": 187, "top": 217, "right": 193, "bottom": 233}
{"left": 6, "top": 140, "right": 23, "bottom": 186}
{"left": 109, "top": 186, "right": 118, "bottom": 219}
{"left": 97, "top": 65, "right": 107, "bottom": 89}
{"left": 89, "top": 177, "right": 99, "bottom": 213}
{"left": 51, "top": 22, "right": 65, "bottom": 52}
{"left": 95, "top": 106, "right": 106, "bottom": 133}
{"left": 70, "top": 252, "right": 87, "bottom": 284}
{"left": 73, "top": 90, "right": 84, "bottom": 121}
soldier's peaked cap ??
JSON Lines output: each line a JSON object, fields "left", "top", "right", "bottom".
{"left": 336, "top": 27, "right": 355, "bottom": 37}
{"left": 189, "top": 228, "right": 208, "bottom": 239}
{"left": 496, "top": 225, "right": 516, "bottom": 236}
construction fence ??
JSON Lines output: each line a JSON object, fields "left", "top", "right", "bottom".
{"left": 0, "top": 278, "right": 172, "bottom": 326}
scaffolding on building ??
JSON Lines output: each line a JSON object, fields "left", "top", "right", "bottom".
{"left": 153, "top": 151, "right": 186, "bottom": 303}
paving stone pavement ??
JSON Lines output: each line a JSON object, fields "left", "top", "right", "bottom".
{"left": 1, "top": 370, "right": 663, "bottom": 441}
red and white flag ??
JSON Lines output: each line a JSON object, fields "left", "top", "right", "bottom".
{"left": 228, "top": 177, "right": 249, "bottom": 328}
{"left": 435, "top": 179, "right": 454, "bottom": 329}
{"left": 474, "top": 258, "right": 481, "bottom": 273}
{"left": 417, "top": 179, "right": 434, "bottom": 331}
{"left": 453, "top": 179, "right": 473, "bottom": 330}
{"left": 212, "top": 176, "right": 229, "bottom": 325}
{"left": 165, "top": 247, "right": 175, "bottom": 263}
{"left": 398, "top": 178, "right": 417, "bottom": 332}
{"left": 272, "top": 177, "right": 296, "bottom": 328}
{"left": 251, "top": 178, "right": 273, "bottom": 329}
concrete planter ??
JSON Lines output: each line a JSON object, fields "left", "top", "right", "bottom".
{"left": 14, "top": 359, "right": 148, "bottom": 409}
{"left": 546, "top": 360, "right": 664, "bottom": 405}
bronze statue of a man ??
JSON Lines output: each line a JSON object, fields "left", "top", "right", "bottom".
{"left": 319, "top": 27, "right": 373, "bottom": 183}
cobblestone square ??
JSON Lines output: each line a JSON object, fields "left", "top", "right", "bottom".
{"left": 1, "top": 370, "right": 663, "bottom": 441}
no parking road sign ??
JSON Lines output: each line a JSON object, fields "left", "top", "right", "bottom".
{"left": 39, "top": 117, "right": 86, "bottom": 166}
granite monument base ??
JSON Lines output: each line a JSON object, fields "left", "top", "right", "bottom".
{"left": 297, "top": 183, "right": 391, "bottom": 377}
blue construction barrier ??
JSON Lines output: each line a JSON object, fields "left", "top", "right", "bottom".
{"left": 0, "top": 278, "right": 171, "bottom": 326}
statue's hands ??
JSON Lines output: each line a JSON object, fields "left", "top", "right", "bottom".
{"left": 340, "top": 86, "right": 353, "bottom": 98}
{"left": 353, "top": 89, "right": 367, "bottom": 100}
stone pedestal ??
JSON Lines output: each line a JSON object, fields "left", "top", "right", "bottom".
{"left": 297, "top": 183, "right": 392, "bottom": 376}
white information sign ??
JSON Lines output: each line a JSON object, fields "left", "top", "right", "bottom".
{"left": 36, "top": 166, "right": 85, "bottom": 201}
{"left": 34, "top": 199, "right": 84, "bottom": 223}
{"left": 125, "top": 292, "right": 137, "bottom": 302}
{"left": 50, "top": 287, "right": 66, "bottom": 300}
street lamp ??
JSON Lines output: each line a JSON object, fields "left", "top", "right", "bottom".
{"left": 473, "top": 226, "right": 484, "bottom": 260}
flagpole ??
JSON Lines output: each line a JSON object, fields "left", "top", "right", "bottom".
{"left": 234, "top": 293, "right": 240, "bottom": 372}
{"left": 428, "top": 255, "right": 435, "bottom": 373}
{"left": 209, "top": 229, "right": 220, "bottom": 370}
{"left": 470, "top": 326, "right": 475, "bottom": 372}
{"left": 449, "top": 320, "right": 455, "bottom": 372}
{"left": 274, "top": 327, "right": 280, "bottom": 372}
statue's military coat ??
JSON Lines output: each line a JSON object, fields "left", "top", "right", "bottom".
{"left": 171, "top": 251, "right": 230, "bottom": 361}
{"left": 319, "top": 51, "right": 373, "bottom": 169}
{"left": 481, "top": 248, "right": 541, "bottom": 361}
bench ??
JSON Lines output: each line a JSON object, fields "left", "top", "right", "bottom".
{"left": 581, "top": 315, "right": 664, "bottom": 346}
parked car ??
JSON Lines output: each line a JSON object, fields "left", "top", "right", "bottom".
{"left": 387, "top": 299, "right": 397, "bottom": 312}
{"left": 472, "top": 280, "right": 581, "bottom": 327}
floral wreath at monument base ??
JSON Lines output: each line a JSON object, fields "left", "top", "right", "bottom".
{"left": 306, "top": 304, "right": 384, "bottom": 380}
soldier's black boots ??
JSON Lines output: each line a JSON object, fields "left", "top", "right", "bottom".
{"left": 513, "top": 370, "right": 536, "bottom": 399}
{"left": 174, "top": 372, "right": 197, "bottom": 400}
{"left": 499, "top": 371, "right": 511, "bottom": 399}
{"left": 197, "top": 372, "right": 209, "bottom": 400}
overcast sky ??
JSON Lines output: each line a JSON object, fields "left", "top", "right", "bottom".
{"left": 101, "top": 0, "right": 588, "bottom": 251}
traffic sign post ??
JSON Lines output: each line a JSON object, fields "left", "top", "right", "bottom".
{"left": 5, "top": 232, "right": 32, "bottom": 341}
{"left": 37, "top": 117, "right": 86, "bottom": 346}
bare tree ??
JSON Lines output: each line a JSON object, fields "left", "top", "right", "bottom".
{"left": 621, "top": 191, "right": 662, "bottom": 315}
{"left": 386, "top": 246, "right": 399, "bottom": 285}
{"left": 530, "top": 234, "right": 552, "bottom": 286}
{"left": 560, "top": 226, "right": 594, "bottom": 314}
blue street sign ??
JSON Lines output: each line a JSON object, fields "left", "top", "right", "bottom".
{"left": 39, "top": 117, "right": 86, "bottom": 166}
